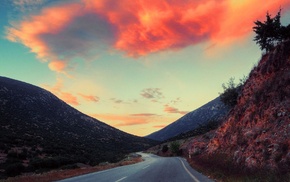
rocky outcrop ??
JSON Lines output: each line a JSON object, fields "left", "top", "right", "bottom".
{"left": 205, "top": 41, "right": 290, "bottom": 171}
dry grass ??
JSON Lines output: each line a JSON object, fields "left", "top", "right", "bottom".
{"left": 1, "top": 157, "right": 143, "bottom": 182}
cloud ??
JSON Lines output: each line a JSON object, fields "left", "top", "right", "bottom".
{"left": 110, "top": 98, "right": 125, "bottom": 104}
{"left": 6, "top": 1, "right": 116, "bottom": 73}
{"left": 78, "top": 93, "right": 99, "bottom": 102}
{"left": 12, "top": 0, "right": 47, "bottom": 12}
{"left": 48, "top": 60, "right": 67, "bottom": 73}
{"left": 141, "top": 88, "right": 164, "bottom": 101}
{"left": 164, "top": 104, "right": 188, "bottom": 115}
{"left": 130, "top": 113, "right": 159, "bottom": 117}
{"left": 169, "top": 97, "right": 181, "bottom": 105}
{"left": 91, "top": 114, "right": 149, "bottom": 126}
{"left": 42, "top": 78, "right": 79, "bottom": 106}
{"left": 153, "top": 125, "right": 166, "bottom": 128}
{"left": 6, "top": 0, "right": 290, "bottom": 72}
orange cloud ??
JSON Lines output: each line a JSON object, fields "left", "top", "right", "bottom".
{"left": 42, "top": 78, "right": 79, "bottom": 106}
{"left": 212, "top": 0, "right": 290, "bottom": 44}
{"left": 164, "top": 104, "right": 188, "bottom": 115}
{"left": 78, "top": 93, "right": 99, "bottom": 102}
{"left": 153, "top": 125, "right": 166, "bottom": 128}
{"left": 130, "top": 113, "right": 159, "bottom": 117}
{"left": 48, "top": 60, "right": 67, "bottom": 72}
{"left": 6, "top": 0, "right": 290, "bottom": 70}
{"left": 91, "top": 114, "right": 150, "bottom": 127}
{"left": 58, "top": 91, "right": 79, "bottom": 106}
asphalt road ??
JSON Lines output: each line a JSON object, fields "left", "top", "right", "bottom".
{"left": 59, "top": 153, "right": 213, "bottom": 182}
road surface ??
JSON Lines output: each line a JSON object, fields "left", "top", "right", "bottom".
{"left": 59, "top": 153, "right": 213, "bottom": 182}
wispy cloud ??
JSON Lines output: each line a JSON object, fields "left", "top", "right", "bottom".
{"left": 6, "top": 0, "right": 290, "bottom": 73}
{"left": 91, "top": 114, "right": 150, "bottom": 127}
{"left": 12, "top": 0, "right": 47, "bottom": 12}
{"left": 153, "top": 125, "right": 166, "bottom": 128}
{"left": 164, "top": 104, "right": 188, "bottom": 115}
{"left": 141, "top": 88, "right": 164, "bottom": 102}
{"left": 110, "top": 98, "right": 125, "bottom": 104}
{"left": 42, "top": 78, "right": 79, "bottom": 106}
{"left": 169, "top": 97, "right": 181, "bottom": 105}
{"left": 130, "top": 113, "right": 159, "bottom": 117}
{"left": 78, "top": 93, "right": 99, "bottom": 103}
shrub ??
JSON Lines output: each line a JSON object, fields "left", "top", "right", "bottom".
{"left": 219, "top": 77, "right": 246, "bottom": 107}
{"left": 5, "top": 163, "right": 25, "bottom": 177}
{"left": 170, "top": 141, "right": 181, "bottom": 155}
{"left": 161, "top": 145, "right": 169, "bottom": 153}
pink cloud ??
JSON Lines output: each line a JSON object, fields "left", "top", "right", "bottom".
{"left": 6, "top": 0, "right": 290, "bottom": 72}
{"left": 91, "top": 114, "right": 149, "bottom": 126}
{"left": 130, "top": 113, "right": 159, "bottom": 117}
{"left": 164, "top": 104, "right": 189, "bottom": 115}
{"left": 42, "top": 78, "right": 79, "bottom": 106}
{"left": 48, "top": 60, "right": 67, "bottom": 73}
{"left": 78, "top": 93, "right": 99, "bottom": 102}
{"left": 153, "top": 125, "right": 166, "bottom": 128}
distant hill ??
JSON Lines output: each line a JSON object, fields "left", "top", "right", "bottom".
{"left": 146, "top": 97, "right": 229, "bottom": 141}
{"left": 0, "top": 76, "right": 157, "bottom": 178}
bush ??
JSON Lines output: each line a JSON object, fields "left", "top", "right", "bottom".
{"left": 30, "top": 156, "right": 74, "bottom": 169}
{"left": 161, "top": 145, "right": 169, "bottom": 153}
{"left": 220, "top": 77, "right": 246, "bottom": 107}
{"left": 5, "top": 163, "right": 25, "bottom": 177}
{"left": 170, "top": 141, "right": 181, "bottom": 155}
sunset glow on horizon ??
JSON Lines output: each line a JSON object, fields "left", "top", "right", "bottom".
{"left": 1, "top": 0, "right": 290, "bottom": 136}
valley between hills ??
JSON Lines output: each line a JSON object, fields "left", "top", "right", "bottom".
{"left": 1, "top": 40, "right": 290, "bottom": 182}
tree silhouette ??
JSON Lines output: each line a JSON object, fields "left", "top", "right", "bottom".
{"left": 253, "top": 10, "right": 282, "bottom": 52}
{"left": 253, "top": 9, "right": 290, "bottom": 51}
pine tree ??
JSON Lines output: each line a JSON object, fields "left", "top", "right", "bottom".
{"left": 253, "top": 9, "right": 282, "bottom": 52}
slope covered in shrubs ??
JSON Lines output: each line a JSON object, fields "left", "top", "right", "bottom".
{"left": 0, "top": 77, "right": 157, "bottom": 179}
{"left": 182, "top": 41, "right": 290, "bottom": 181}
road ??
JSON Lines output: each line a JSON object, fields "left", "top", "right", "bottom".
{"left": 59, "top": 153, "right": 213, "bottom": 182}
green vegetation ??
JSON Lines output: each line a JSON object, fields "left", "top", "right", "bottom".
{"left": 253, "top": 9, "right": 290, "bottom": 52}
{"left": 219, "top": 77, "right": 246, "bottom": 108}
{"left": 170, "top": 141, "right": 181, "bottom": 156}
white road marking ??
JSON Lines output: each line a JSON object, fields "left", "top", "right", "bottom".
{"left": 179, "top": 159, "right": 200, "bottom": 182}
{"left": 142, "top": 165, "right": 150, "bottom": 169}
{"left": 115, "top": 176, "right": 127, "bottom": 182}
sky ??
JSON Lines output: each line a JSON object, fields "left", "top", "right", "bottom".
{"left": 1, "top": 0, "right": 290, "bottom": 136}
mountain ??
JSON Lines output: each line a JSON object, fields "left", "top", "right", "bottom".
{"left": 146, "top": 97, "right": 229, "bottom": 141}
{"left": 0, "top": 76, "right": 157, "bottom": 177}
{"left": 185, "top": 41, "right": 290, "bottom": 174}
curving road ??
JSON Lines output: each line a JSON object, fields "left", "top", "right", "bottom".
{"left": 59, "top": 153, "right": 213, "bottom": 182}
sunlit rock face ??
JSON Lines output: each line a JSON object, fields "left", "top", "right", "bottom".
{"left": 206, "top": 41, "right": 290, "bottom": 171}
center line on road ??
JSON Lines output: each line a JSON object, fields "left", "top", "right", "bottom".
{"left": 142, "top": 165, "right": 150, "bottom": 169}
{"left": 115, "top": 176, "right": 127, "bottom": 182}
{"left": 179, "top": 159, "right": 200, "bottom": 182}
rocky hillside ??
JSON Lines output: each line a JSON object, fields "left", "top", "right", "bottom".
{"left": 186, "top": 41, "right": 290, "bottom": 173}
{"left": 146, "top": 97, "right": 229, "bottom": 141}
{"left": 0, "top": 76, "right": 157, "bottom": 178}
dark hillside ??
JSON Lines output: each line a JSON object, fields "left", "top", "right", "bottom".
{"left": 0, "top": 76, "right": 157, "bottom": 178}
{"left": 146, "top": 97, "right": 229, "bottom": 141}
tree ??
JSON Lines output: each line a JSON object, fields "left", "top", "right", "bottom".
{"left": 281, "top": 24, "right": 290, "bottom": 40}
{"left": 253, "top": 9, "right": 282, "bottom": 52}
{"left": 219, "top": 77, "right": 246, "bottom": 108}
{"left": 170, "top": 141, "right": 180, "bottom": 155}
